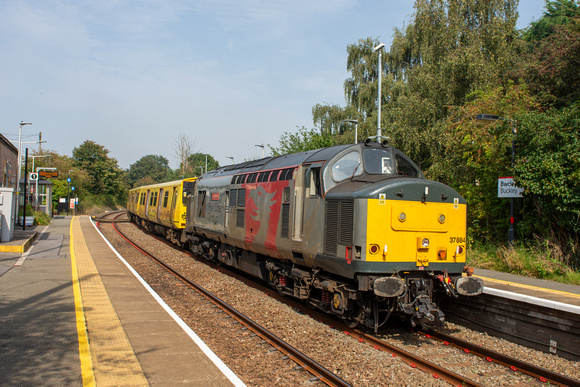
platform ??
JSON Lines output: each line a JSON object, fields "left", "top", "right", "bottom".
{"left": 0, "top": 215, "right": 244, "bottom": 386}
{"left": 0, "top": 225, "right": 39, "bottom": 253}
{"left": 474, "top": 268, "right": 580, "bottom": 313}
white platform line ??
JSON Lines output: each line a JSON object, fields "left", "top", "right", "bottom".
{"left": 485, "top": 287, "right": 580, "bottom": 315}
{"left": 14, "top": 226, "right": 50, "bottom": 267}
{"left": 89, "top": 217, "right": 246, "bottom": 387}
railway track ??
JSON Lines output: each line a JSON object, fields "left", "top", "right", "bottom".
{"left": 97, "top": 211, "right": 579, "bottom": 386}
{"left": 96, "top": 211, "right": 351, "bottom": 387}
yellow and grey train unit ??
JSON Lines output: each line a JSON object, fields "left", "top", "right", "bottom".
{"left": 127, "top": 177, "right": 196, "bottom": 245}
{"left": 178, "top": 140, "right": 483, "bottom": 332}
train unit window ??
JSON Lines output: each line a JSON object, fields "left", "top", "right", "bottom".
{"left": 163, "top": 191, "right": 169, "bottom": 207}
{"left": 331, "top": 151, "right": 362, "bottom": 182}
{"left": 150, "top": 192, "right": 158, "bottom": 207}
{"left": 183, "top": 180, "right": 195, "bottom": 203}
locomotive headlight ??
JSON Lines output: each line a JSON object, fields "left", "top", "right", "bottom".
{"left": 421, "top": 238, "right": 430, "bottom": 248}
{"left": 398, "top": 212, "right": 406, "bottom": 222}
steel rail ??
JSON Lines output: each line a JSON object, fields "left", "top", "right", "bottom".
{"left": 104, "top": 214, "right": 351, "bottom": 387}
{"left": 421, "top": 330, "right": 580, "bottom": 387}
{"left": 112, "top": 213, "right": 577, "bottom": 386}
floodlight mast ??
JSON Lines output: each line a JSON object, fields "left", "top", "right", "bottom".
{"left": 373, "top": 43, "right": 385, "bottom": 142}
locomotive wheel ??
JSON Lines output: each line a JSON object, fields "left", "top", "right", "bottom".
{"left": 344, "top": 305, "right": 366, "bottom": 328}
{"left": 267, "top": 271, "right": 278, "bottom": 286}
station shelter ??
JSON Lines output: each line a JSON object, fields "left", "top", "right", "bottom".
{"left": 18, "top": 177, "right": 53, "bottom": 218}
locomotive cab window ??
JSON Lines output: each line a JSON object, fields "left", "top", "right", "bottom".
{"left": 364, "top": 148, "right": 394, "bottom": 175}
{"left": 395, "top": 153, "right": 419, "bottom": 178}
{"left": 331, "top": 151, "right": 362, "bottom": 182}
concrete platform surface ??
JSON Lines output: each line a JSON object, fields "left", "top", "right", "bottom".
{"left": 0, "top": 215, "right": 245, "bottom": 386}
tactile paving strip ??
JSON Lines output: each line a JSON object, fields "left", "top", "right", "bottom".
{"left": 71, "top": 217, "right": 148, "bottom": 386}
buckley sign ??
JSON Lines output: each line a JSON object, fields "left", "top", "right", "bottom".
{"left": 498, "top": 177, "right": 524, "bottom": 198}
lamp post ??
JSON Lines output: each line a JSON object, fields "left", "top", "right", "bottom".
{"left": 255, "top": 144, "right": 265, "bottom": 158}
{"left": 373, "top": 43, "right": 385, "bottom": 142}
{"left": 17, "top": 122, "right": 32, "bottom": 224}
{"left": 476, "top": 114, "right": 517, "bottom": 246}
{"left": 343, "top": 119, "right": 358, "bottom": 144}
{"left": 197, "top": 166, "right": 204, "bottom": 176}
{"left": 227, "top": 156, "right": 234, "bottom": 164}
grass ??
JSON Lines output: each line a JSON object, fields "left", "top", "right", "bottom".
{"left": 467, "top": 240, "right": 580, "bottom": 286}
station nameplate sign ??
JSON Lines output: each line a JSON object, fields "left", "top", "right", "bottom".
{"left": 498, "top": 177, "right": 524, "bottom": 198}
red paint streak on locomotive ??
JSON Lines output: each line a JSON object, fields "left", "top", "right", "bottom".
{"left": 244, "top": 180, "right": 287, "bottom": 258}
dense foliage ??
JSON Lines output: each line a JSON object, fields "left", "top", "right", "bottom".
{"left": 126, "top": 155, "right": 173, "bottom": 188}
{"left": 71, "top": 140, "right": 127, "bottom": 205}
{"left": 273, "top": 0, "right": 580, "bottom": 266}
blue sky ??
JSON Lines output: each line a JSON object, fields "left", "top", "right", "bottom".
{"left": 0, "top": 0, "right": 547, "bottom": 170}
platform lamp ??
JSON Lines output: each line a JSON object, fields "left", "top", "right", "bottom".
{"left": 476, "top": 114, "right": 517, "bottom": 246}
{"left": 227, "top": 156, "right": 234, "bottom": 164}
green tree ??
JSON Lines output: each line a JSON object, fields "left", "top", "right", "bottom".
{"left": 187, "top": 153, "right": 219, "bottom": 176}
{"left": 71, "top": 140, "right": 126, "bottom": 204}
{"left": 523, "top": 0, "right": 579, "bottom": 41}
{"left": 428, "top": 84, "right": 539, "bottom": 242}
{"left": 518, "top": 1, "right": 580, "bottom": 108}
{"left": 310, "top": 0, "right": 521, "bottom": 168}
{"left": 269, "top": 127, "right": 333, "bottom": 156}
{"left": 126, "top": 155, "right": 172, "bottom": 188}
{"left": 514, "top": 104, "right": 580, "bottom": 266}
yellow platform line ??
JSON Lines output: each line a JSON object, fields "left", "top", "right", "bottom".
{"left": 71, "top": 216, "right": 148, "bottom": 386}
{"left": 476, "top": 275, "right": 580, "bottom": 299}
{"left": 71, "top": 218, "right": 95, "bottom": 386}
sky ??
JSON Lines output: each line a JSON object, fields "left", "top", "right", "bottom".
{"left": 0, "top": 0, "right": 548, "bottom": 170}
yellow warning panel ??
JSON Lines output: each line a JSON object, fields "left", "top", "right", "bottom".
{"left": 71, "top": 216, "right": 148, "bottom": 386}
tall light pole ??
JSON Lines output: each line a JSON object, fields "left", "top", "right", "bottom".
{"left": 343, "top": 119, "right": 358, "bottom": 144}
{"left": 227, "top": 156, "right": 234, "bottom": 164}
{"left": 255, "top": 144, "right": 265, "bottom": 158}
{"left": 197, "top": 166, "right": 204, "bottom": 175}
{"left": 373, "top": 43, "right": 385, "bottom": 142}
{"left": 476, "top": 114, "right": 517, "bottom": 246}
{"left": 17, "top": 122, "right": 32, "bottom": 224}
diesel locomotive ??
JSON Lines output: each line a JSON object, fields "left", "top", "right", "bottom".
{"left": 127, "top": 140, "right": 483, "bottom": 331}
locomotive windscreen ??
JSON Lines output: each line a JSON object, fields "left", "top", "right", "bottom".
{"left": 363, "top": 148, "right": 420, "bottom": 178}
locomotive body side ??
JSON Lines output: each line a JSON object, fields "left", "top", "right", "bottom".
{"left": 154, "top": 142, "right": 482, "bottom": 330}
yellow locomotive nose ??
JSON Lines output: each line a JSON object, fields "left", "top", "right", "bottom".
{"left": 367, "top": 197, "right": 467, "bottom": 267}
